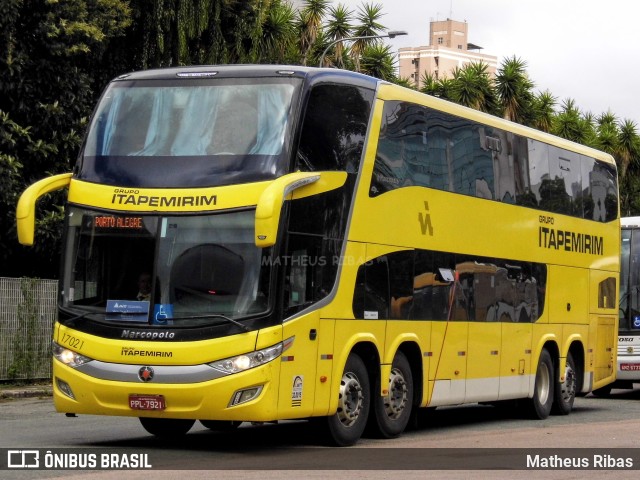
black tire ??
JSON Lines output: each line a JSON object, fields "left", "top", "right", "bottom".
{"left": 323, "top": 353, "right": 371, "bottom": 447}
{"left": 552, "top": 352, "right": 577, "bottom": 415}
{"left": 199, "top": 420, "right": 242, "bottom": 431}
{"left": 368, "top": 351, "right": 414, "bottom": 438}
{"left": 139, "top": 417, "right": 195, "bottom": 437}
{"left": 525, "top": 349, "right": 554, "bottom": 419}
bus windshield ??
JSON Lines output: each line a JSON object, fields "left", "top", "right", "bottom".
{"left": 80, "top": 78, "right": 299, "bottom": 188}
{"left": 61, "top": 206, "right": 272, "bottom": 327}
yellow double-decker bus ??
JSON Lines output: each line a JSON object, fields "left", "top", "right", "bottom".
{"left": 17, "top": 65, "right": 619, "bottom": 446}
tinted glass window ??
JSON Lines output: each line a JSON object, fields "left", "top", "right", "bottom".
{"left": 352, "top": 248, "right": 547, "bottom": 323}
{"left": 296, "top": 84, "right": 374, "bottom": 173}
{"left": 371, "top": 100, "right": 618, "bottom": 222}
{"left": 79, "top": 78, "right": 300, "bottom": 188}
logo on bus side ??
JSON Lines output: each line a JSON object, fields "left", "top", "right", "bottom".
{"left": 418, "top": 201, "right": 433, "bottom": 236}
{"left": 538, "top": 215, "right": 604, "bottom": 256}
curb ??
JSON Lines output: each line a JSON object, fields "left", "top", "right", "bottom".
{"left": 0, "top": 385, "right": 53, "bottom": 399}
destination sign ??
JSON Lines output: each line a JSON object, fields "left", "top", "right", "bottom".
{"left": 94, "top": 216, "right": 144, "bottom": 229}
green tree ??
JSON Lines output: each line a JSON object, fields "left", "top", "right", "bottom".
{"left": 298, "top": 0, "right": 330, "bottom": 65}
{"left": 260, "top": 0, "right": 297, "bottom": 63}
{"left": 0, "top": 0, "right": 131, "bottom": 277}
{"left": 495, "top": 56, "right": 534, "bottom": 124}
{"left": 450, "top": 62, "right": 499, "bottom": 115}
{"left": 552, "top": 99, "right": 593, "bottom": 144}
{"left": 320, "top": 3, "right": 353, "bottom": 68}
{"left": 531, "top": 90, "right": 556, "bottom": 133}
{"left": 617, "top": 119, "right": 640, "bottom": 181}
{"left": 349, "top": 2, "right": 384, "bottom": 71}
{"left": 360, "top": 43, "right": 395, "bottom": 81}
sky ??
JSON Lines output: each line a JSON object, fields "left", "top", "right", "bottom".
{"left": 333, "top": 0, "right": 640, "bottom": 125}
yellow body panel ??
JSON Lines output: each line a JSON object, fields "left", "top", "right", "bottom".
{"left": 55, "top": 323, "right": 257, "bottom": 366}
{"left": 42, "top": 73, "right": 619, "bottom": 424}
{"left": 53, "top": 359, "right": 280, "bottom": 421}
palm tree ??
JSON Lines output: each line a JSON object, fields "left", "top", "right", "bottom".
{"left": 350, "top": 2, "right": 385, "bottom": 71}
{"left": 531, "top": 90, "right": 556, "bottom": 133}
{"left": 450, "top": 62, "right": 499, "bottom": 115}
{"left": 360, "top": 43, "right": 395, "bottom": 81}
{"left": 321, "top": 3, "right": 353, "bottom": 68}
{"left": 617, "top": 119, "right": 640, "bottom": 180}
{"left": 297, "top": 0, "right": 330, "bottom": 65}
{"left": 419, "top": 72, "right": 440, "bottom": 96}
{"left": 552, "top": 98, "right": 593, "bottom": 144}
{"left": 495, "top": 56, "right": 534, "bottom": 124}
{"left": 260, "top": 0, "right": 297, "bottom": 63}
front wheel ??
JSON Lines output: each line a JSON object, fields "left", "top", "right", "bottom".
{"left": 552, "top": 353, "right": 576, "bottom": 415}
{"left": 139, "top": 417, "right": 195, "bottom": 437}
{"left": 323, "top": 353, "right": 371, "bottom": 447}
{"left": 368, "top": 351, "right": 414, "bottom": 438}
{"left": 525, "top": 349, "right": 554, "bottom": 419}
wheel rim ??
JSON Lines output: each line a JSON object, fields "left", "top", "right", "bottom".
{"left": 537, "top": 362, "right": 551, "bottom": 404}
{"left": 384, "top": 367, "right": 408, "bottom": 420}
{"left": 560, "top": 363, "right": 576, "bottom": 403}
{"left": 337, "top": 371, "right": 364, "bottom": 427}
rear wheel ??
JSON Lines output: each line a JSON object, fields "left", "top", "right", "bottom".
{"left": 525, "top": 349, "right": 554, "bottom": 419}
{"left": 552, "top": 353, "right": 576, "bottom": 415}
{"left": 139, "top": 417, "right": 195, "bottom": 437}
{"left": 323, "top": 353, "right": 370, "bottom": 447}
{"left": 369, "top": 351, "right": 414, "bottom": 438}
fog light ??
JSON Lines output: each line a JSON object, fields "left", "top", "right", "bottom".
{"left": 56, "top": 377, "right": 75, "bottom": 400}
{"left": 229, "top": 386, "right": 263, "bottom": 406}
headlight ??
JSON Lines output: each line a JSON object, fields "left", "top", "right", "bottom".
{"left": 208, "top": 340, "right": 289, "bottom": 375}
{"left": 52, "top": 341, "right": 94, "bottom": 368}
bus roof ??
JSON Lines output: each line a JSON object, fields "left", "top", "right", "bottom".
{"left": 621, "top": 217, "right": 640, "bottom": 227}
{"left": 111, "top": 64, "right": 380, "bottom": 89}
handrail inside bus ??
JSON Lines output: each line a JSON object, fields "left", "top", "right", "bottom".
{"left": 16, "top": 172, "right": 73, "bottom": 246}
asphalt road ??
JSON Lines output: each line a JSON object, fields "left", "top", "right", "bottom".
{"left": 2, "top": 388, "right": 640, "bottom": 479}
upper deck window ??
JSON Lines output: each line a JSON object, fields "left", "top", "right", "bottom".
{"left": 79, "top": 78, "right": 300, "bottom": 188}
{"left": 371, "top": 100, "right": 619, "bottom": 223}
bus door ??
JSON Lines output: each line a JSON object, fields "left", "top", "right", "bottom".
{"left": 461, "top": 262, "right": 501, "bottom": 402}
{"left": 413, "top": 251, "right": 467, "bottom": 405}
{"left": 277, "top": 248, "right": 321, "bottom": 418}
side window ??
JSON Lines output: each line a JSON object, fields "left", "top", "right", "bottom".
{"left": 371, "top": 102, "right": 617, "bottom": 223}
{"left": 283, "top": 233, "right": 327, "bottom": 316}
{"left": 296, "top": 83, "right": 374, "bottom": 173}
{"left": 412, "top": 250, "right": 454, "bottom": 321}
{"left": 598, "top": 277, "right": 617, "bottom": 310}
{"left": 450, "top": 126, "right": 494, "bottom": 199}
{"left": 547, "top": 146, "right": 579, "bottom": 216}
{"left": 389, "top": 251, "right": 415, "bottom": 320}
{"left": 354, "top": 257, "right": 389, "bottom": 319}
{"left": 585, "top": 159, "right": 618, "bottom": 222}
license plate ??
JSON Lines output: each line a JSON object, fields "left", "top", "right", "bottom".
{"left": 620, "top": 363, "right": 640, "bottom": 371}
{"left": 129, "top": 394, "right": 166, "bottom": 410}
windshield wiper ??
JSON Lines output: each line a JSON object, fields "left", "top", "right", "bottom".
{"left": 170, "top": 313, "right": 251, "bottom": 332}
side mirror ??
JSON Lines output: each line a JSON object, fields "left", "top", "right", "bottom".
{"left": 255, "top": 171, "right": 347, "bottom": 248}
{"left": 16, "top": 173, "right": 72, "bottom": 246}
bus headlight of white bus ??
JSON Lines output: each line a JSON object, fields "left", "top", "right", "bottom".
{"left": 52, "top": 341, "right": 94, "bottom": 368}
{"left": 208, "top": 338, "right": 292, "bottom": 375}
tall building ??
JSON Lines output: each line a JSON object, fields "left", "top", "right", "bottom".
{"left": 398, "top": 18, "right": 498, "bottom": 89}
